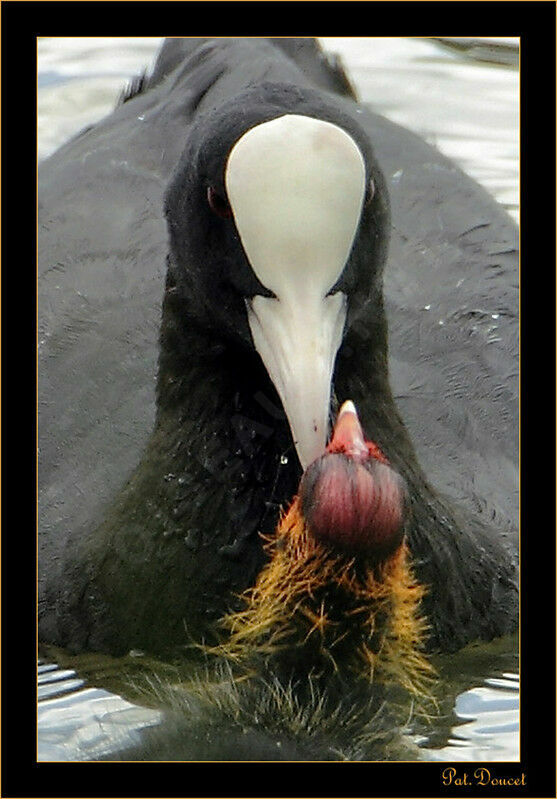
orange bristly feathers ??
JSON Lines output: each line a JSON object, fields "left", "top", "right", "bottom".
{"left": 215, "top": 497, "right": 435, "bottom": 697}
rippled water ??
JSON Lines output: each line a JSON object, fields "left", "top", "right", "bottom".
{"left": 37, "top": 37, "right": 519, "bottom": 762}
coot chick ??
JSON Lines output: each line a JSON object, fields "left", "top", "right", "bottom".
{"left": 214, "top": 399, "right": 431, "bottom": 693}
{"left": 98, "top": 401, "right": 434, "bottom": 762}
{"left": 38, "top": 39, "right": 518, "bottom": 668}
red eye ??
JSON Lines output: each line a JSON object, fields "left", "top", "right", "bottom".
{"left": 207, "top": 186, "right": 232, "bottom": 219}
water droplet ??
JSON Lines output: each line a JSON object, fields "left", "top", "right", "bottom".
{"left": 280, "top": 455, "right": 288, "bottom": 465}
{"left": 184, "top": 529, "right": 199, "bottom": 550}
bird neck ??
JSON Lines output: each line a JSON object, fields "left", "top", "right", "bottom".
{"left": 154, "top": 279, "right": 302, "bottom": 518}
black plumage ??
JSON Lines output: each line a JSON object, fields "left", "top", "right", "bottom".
{"left": 38, "top": 38, "right": 518, "bottom": 667}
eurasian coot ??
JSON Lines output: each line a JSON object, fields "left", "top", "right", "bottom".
{"left": 39, "top": 39, "right": 518, "bottom": 697}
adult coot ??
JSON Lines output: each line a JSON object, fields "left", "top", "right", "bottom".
{"left": 39, "top": 38, "right": 518, "bottom": 681}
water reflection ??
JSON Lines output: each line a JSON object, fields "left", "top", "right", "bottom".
{"left": 38, "top": 635, "right": 518, "bottom": 761}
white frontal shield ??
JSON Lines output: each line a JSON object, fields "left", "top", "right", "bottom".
{"left": 225, "top": 114, "right": 366, "bottom": 469}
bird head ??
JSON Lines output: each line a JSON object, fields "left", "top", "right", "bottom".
{"left": 165, "top": 83, "right": 390, "bottom": 471}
